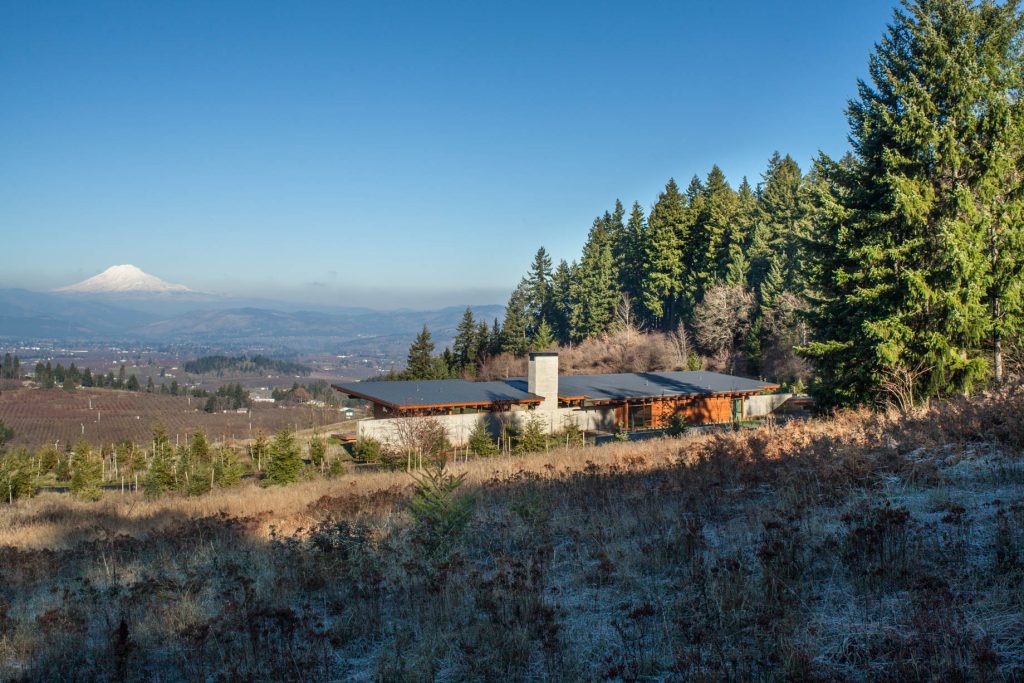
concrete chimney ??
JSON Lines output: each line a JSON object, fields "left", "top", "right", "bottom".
{"left": 528, "top": 352, "right": 559, "bottom": 410}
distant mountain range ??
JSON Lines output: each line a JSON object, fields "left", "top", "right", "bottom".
{"left": 0, "top": 266, "right": 503, "bottom": 354}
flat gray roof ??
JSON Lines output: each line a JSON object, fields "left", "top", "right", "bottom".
{"left": 507, "top": 370, "right": 776, "bottom": 401}
{"left": 332, "top": 379, "right": 543, "bottom": 409}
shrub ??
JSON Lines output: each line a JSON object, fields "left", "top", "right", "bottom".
{"left": 213, "top": 447, "right": 244, "bottom": 488}
{"left": 144, "top": 426, "right": 176, "bottom": 497}
{"left": 38, "top": 445, "right": 59, "bottom": 475}
{"left": 352, "top": 437, "right": 382, "bottom": 463}
{"left": 514, "top": 414, "right": 548, "bottom": 454}
{"left": 408, "top": 464, "right": 473, "bottom": 556}
{"left": 309, "top": 432, "right": 327, "bottom": 470}
{"left": 0, "top": 448, "right": 35, "bottom": 503}
{"left": 558, "top": 422, "right": 585, "bottom": 448}
{"left": 327, "top": 458, "right": 346, "bottom": 478}
{"left": 665, "top": 413, "right": 689, "bottom": 436}
{"left": 467, "top": 419, "right": 498, "bottom": 457}
{"left": 69, "top": 440, "right": 102, "bottom": 501}
{"left": 265, "top": 429, "right": 303, "bottom": 485}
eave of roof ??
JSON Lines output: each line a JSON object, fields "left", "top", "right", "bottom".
{"left": 331, "top": 380, "right": 543, "bottom": 411}
{"left": 508, "top": 370, "right": 778, "bottom": 402}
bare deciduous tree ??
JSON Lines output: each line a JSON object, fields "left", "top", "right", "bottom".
{"left": 692, "top": 283, "right": 756, "bottom": 374}
{"left": 761, "top": 292, "right": 812, "bottom": 385}
{"left": 607, "top": 294, "right": 644, "bottom": 372}
{"left": 667, "top": 323, "right": 694, "bottom": 370}
{"left": 879, "top": 363, "right": 930, "bottom": 414}
{"left": 392, "top": 416, "right": 451, "bottom": 471}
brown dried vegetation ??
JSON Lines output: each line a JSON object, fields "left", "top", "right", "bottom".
{"left": 1, "top": 390, "right": 1024, "bottom": 680}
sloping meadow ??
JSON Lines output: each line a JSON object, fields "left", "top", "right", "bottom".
{"left": 1, "top": 391, "right": 1023, "bottom": 681}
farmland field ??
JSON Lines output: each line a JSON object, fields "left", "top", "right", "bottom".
{"left": 0, "top": 387, "right": 351, "bottom": 447}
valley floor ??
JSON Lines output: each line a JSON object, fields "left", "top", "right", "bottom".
{"left": 1, "top": 393, "right": 1023, "bottom": 681}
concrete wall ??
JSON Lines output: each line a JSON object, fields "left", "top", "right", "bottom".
{"left": 528, "top": 352, "right": 559, "bottom": 410}
{"left": 356, "top": 406, "right": 618, "bottom": 447}
{"left": 356, "top": 394, "right": 793, "bottom": 447}
{"left": 744, "top": 393, "right": 793, "bottom": 417}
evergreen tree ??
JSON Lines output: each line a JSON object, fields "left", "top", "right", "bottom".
{"left": 550, "top": 260, "right": 575, "bottom": 344}
{"left": 265, "top": 429, "right": 303, "bottom": 485}
{"left": 723, "top": 177, "right": 758, "bottom": 286}
{"left": 452, "top": 308, "right": 478, "bottom": 372}
{"left": 802, "top": 0, "right": 1022, "bottom": 406}
{"left": 531, "top": 319, "right": 556, "bottom": 351}
{"left": 309, "top": 431, "right": 327, "bottom": 471}
{"left": 213, "top": 446, "right": 244, "bottom": 487}
{"left": 569, "top": 217, "right": 619, "bottom": 340}
{"left": 0, "top": 448, "right": 35, "bottom": 503}
{"left": 144, "top": 425, "right": 175, "bottom": 497}
{"left": 405, "top": 326, "right": 437, "bottom": 379}
{"left": 501, "top": 281, "right": 531, "bottom": 356}
{"left": 607, "top": 200, "right": 629, "bottom": 286}
{"left": 749, "top": 152, "right": 809, "bottom": 292}
{"left": 467, "top": 418, "right": 498, "bottom": 456}
{"left": 474, "top": 320, "right": 491, "bottom": 362}
{"left": 524, "top": 247, "right": 554, "bottom": 334}
{"left": 250, "top": 430, "right": 269, "bottom": 472}
{"left": 639, "top": 178, "right": 689, "bottom": 328}
{"left": 975, "top": 0, "right": 1024, "bottom": 382}
{"left": 685, "top": 165, "right": 739, "bottom": 304}
{"left": 489, "top": 318, "right": 503, "bottom": 356}
{"left": 70, "top": 439, "right": 102, "bottom": 501}
{"left": 619, "top": 202, "right": 647, "bottom": 303}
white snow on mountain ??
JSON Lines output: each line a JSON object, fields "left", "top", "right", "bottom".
{"left": 55, "top": 265, "right": 193, "bottom": 294}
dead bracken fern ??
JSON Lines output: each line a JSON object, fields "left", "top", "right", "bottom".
{"left": 0, "top": 391, "right": 1022, "bottom": 679}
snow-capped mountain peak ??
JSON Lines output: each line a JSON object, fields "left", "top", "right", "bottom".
{"left": 55, "top": 265, "right": 193, "bottom": 294}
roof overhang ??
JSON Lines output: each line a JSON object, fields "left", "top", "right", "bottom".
{"left": 331, "top": 383, "right": 543, "bottom": 412}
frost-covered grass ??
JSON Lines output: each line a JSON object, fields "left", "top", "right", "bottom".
{"left": 1, "top": 390, "right": 1023, "bottom": 681}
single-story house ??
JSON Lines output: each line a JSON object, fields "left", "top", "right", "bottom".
{"left": 332, "top": 353, "right": 782, "bottom": 446}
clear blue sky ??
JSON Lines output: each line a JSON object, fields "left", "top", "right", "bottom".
{"left": 1, "top": 0, "right": 897, "bottom": 308}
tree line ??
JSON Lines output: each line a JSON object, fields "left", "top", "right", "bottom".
{"left": 33, "top": 361, "right": 143, "bottom": 391}
{"left": 183, "top": 354, "right": 312, "bottom": 377}
{"left": 400, "top": 0, "right": 1024, "bottom": 409}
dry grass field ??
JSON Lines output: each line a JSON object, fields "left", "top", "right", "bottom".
{"left": 0, "top": 387, "right": 349, "bottom": 448}
{"left": 0, "top": 391, "right": 1023, "bottom": 680}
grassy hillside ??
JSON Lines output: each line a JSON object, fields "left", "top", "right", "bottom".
{"left": 1, "top": 393, "right": 1023, "bottom": 681}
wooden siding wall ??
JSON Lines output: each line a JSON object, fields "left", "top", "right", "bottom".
{"left": 612, "top": 395, "right": 736, "bottom": 428}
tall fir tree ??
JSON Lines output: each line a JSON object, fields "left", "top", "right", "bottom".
{"left": 405, "top": 326, "right": 437, "bottom": 379}
{"left": 619, "top": 202, "right": 647, "bottom": 304}
{"left": 550, "top": 259, "right": 575, "bottom": 344}
{"left": 974, "top": 0, "right": 1024, "bottom": 382}
{"left": 685, "top": 165, "right": 739, "bottom": 304}
{"left": 606, "top": 199, "right": 628, "bottom": 284}
{"left": 802, "top": 0, "right": 1022, "bottom": 406}
{"left": 749, "top": 152, "right": 810, "bottom": 293}
{"left": 452, "top": 307, "right": 478, "bottom": 372}
{"left": 569, "top": 217, "right": 619, "bottom": 340}
{"left": 524, "top": 247, "right": 554, "bottom": 334}
{"left": 639, "top": 178, "right": 688, "bottom": 329}
{"left": 501, "top": 281, "right": 531, "bottom": 356}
